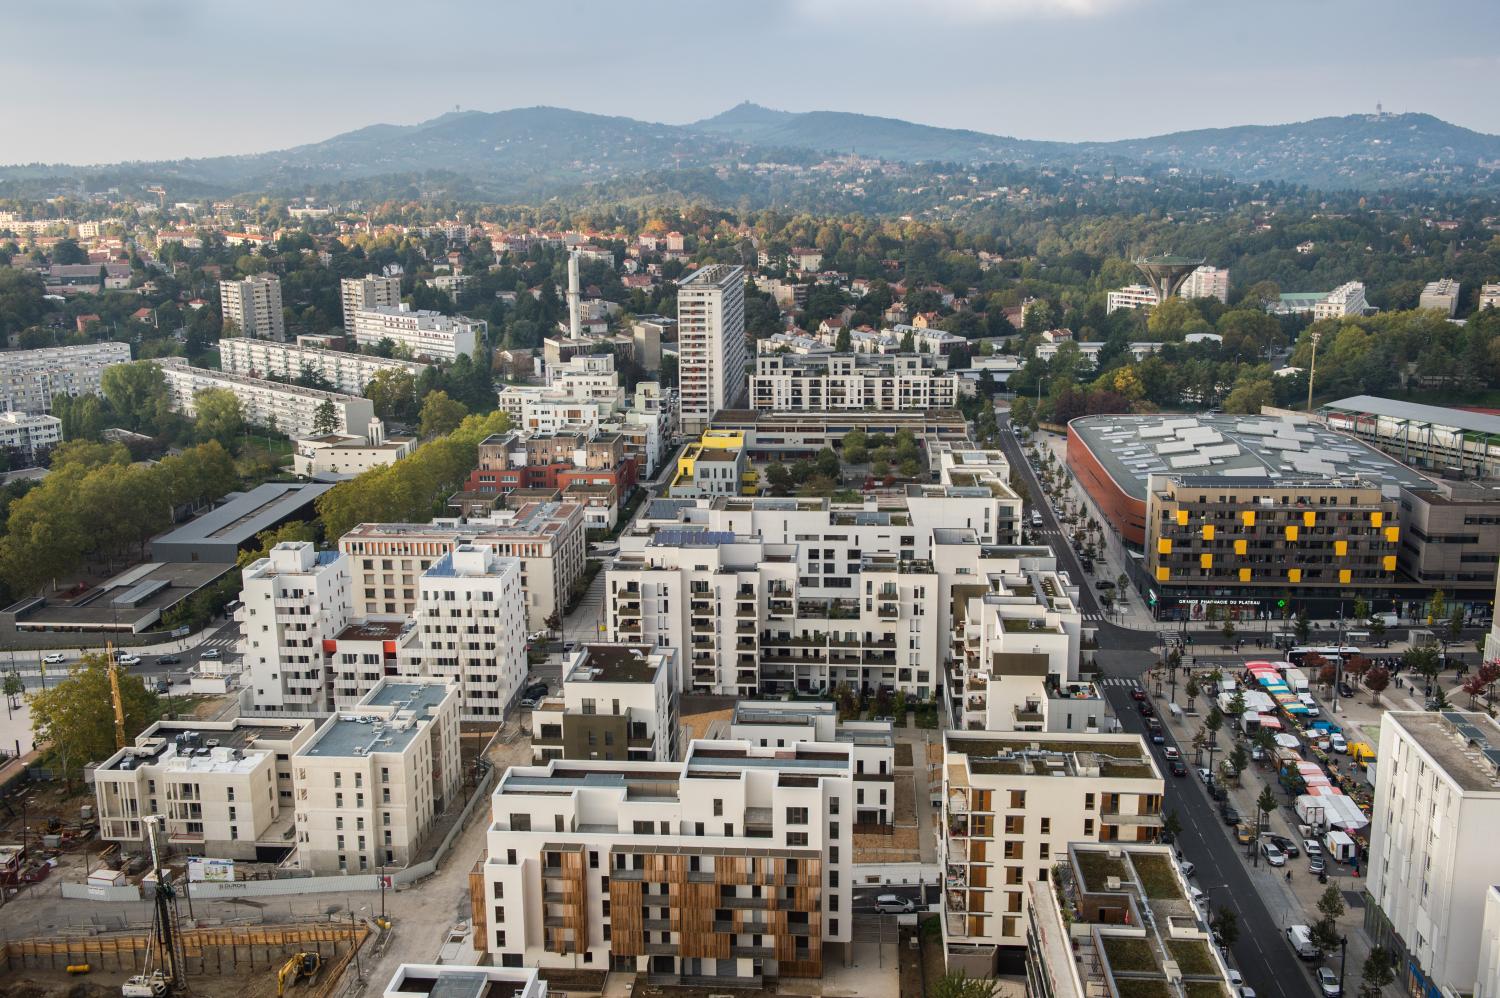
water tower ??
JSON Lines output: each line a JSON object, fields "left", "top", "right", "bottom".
{"left": 1134, "top": 254, "right": 1205, "bottom": 304}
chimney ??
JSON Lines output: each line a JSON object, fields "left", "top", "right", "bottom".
{"left": 567, "top": 250, "right": 582, "bottom": 340}
{"left": 367, "top": 417, "right": 385, "bottom": 447}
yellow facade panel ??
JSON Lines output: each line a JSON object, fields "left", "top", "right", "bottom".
{"left": 1303, "top": 511, "right": 1316, "bottom": 528}
{"left": 1383, "top": 555, "right": 1397, "bottom": 572}
{"left": 1371, "top": 511, "right": 1384, "bottom": 527}
{"left": 1176, "top": 510, "right": 1189, "bottom": 527}
{"left": 1288, "top": 568, "right": 1302, "bottom": 583}
{"left": 1339, "top": 569, "right": 1352, "bottom": 584}
{"left": 1200, "top": 553, "right": 1213, "bottom": 570}
{"left": 1242, "top": 510, "right": 1256, "bottom": 527}
{"left": 1385, "top": 526, "right": 1399, "bottom": 543}
{"left": 1335, "top": 540, "right": 1348, "bottom": 557}
{"left": 1285, "top": 525, "right": 1299, "bottom": 542}
{"left": 1234, "top": 539, "right": 1247, "bottom": 555}
{"left": 1202, "top": 525, "right": 1215, "bottom": 541}
{"left": 1156, "top": 567, "right": 1170, "bottom": 582}
{"left": 1158, "top": 539, "right": 1172, "bottom": 555}
{"left": 1239, "top": 568, "right": 1252, "bottom": 582}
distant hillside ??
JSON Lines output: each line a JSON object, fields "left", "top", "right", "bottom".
{"left": 4, "top": 104, "right": 1498, "bottom": 199}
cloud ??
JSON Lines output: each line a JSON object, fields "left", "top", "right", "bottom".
{"left": 790, "top": 0, "right": 1145, "bottom": 23}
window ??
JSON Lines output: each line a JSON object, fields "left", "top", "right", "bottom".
{"left": 788, "top": 832, "right": 809, "bottom": 847}
{"left": 786, "top": 807, "right": 809, "bottom": 826}
{"left": 493, "top": 881, "right": 504, "bottom": 899}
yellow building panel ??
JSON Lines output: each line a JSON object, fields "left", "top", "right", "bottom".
{"left": 1383, "top": 555, "right": 1397, "bottom": 572}
{"left": 1385, "top": 526, "right": 1399, "bottom": 543}
{"left": 1175, "top": 510, "right": 1189, "bottom": 527}
{"left": 1339, "top": 569, "right": 1352, "bottom": 584}
{"left": 1303, "top": 511, "right": 1316, "bottom": 528}
{"left": 1200, "top": 553, "right": 1213, "bottom": 569}
{"left": 1234, "top": 539, "right": 1247, "bottom": 555}
{"left": 1242, "top": 510, "right": 1256, "bottom": 527}
{"left": 1202, "top": 524, "right": 1215, "bottom": 541}
{"left": 1288, "top": 568, "right": 1302, "bottom": 583}
{"left": 1239, "top": 568, "right": 1252, "bottom": 582}
{"left": 1156, "top": 567, "right": 1170, "bottom": 582}
{"left": 1158, "top": 538, "right": 1172, "bottom": 555}
{"left": 1371, "top": 511, "right": 1384, "bottom": 527}
{"left": 1285, "top": 525, "right": 1299, "bottom": 542}
{"left": 1335, "top": 540, "right": 1348, "bottom": 557}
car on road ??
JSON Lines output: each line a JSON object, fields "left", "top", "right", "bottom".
{"left": 200, "top": 648, "right": 222, "bottom": 660}
{"left": 874, "top": 894, "right": 916, "bottom": 914}
{"left": 1138, "top": 700, "right": 1155, "bottom": 716}
{"left": 1162, "top": 746, "right": 1180, "bottom": 760}
{"left": 154, "top": 679, "right": 171, "bottom": 694}
{"left": 117, "top": 653, "right": 142, "bottom": 666}
{"left": 1261, "top": 841, "right": 1287, "bottom": 866}
{"left": 1304, "top": 838, "right": 1323, "bottom": 858}
{"left": 1234, "top": 822, "right": 1253, "bottom": 844}
{"left": 1220, "top": 803, "right": 1241, "bottom": 825}
{"left": 1266, "top": 834, "right": 1300, "bottom": 857}
{"left": 42, "top": 652, "right": 66, "bottom": 665}
{"left": 1170, "top": 759, "right": 1187, "bottom": 777}
{"left": 1131, "top": 688, "right": 1147, "bottom": 702}
{"left": 1317, "top": 967, "right": 1342, "bottom": 997}
{"left": 158, "top": 655, "right": 181, "bottom": 666}
{"left": 1094, "top": 580, "right": 1116, "bottom": 591}
{"left": 1179, "top": 861, "right": 1196, "bottom": 879}
{"left": 1308, "top": 856, "right": 1327, "bottom": 876}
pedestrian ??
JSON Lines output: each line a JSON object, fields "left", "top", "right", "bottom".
{"left": 1286, "top": 869, "right": 1292, "bottom": 883}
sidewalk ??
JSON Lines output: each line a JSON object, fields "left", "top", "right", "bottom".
{"left": 0, "top": 621, "right": 225, "bottom": 665}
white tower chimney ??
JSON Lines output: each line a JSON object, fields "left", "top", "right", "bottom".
{"left": 367, "top": 417, "right": 385, "bottom": 447}
{"left": 567, "top": 250, "right": 582, "bottom": 340}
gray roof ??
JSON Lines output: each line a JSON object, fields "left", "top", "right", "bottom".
{"left": 150, "top": 482, "right": 333, "bottom": 562}
{"left": 1324, "top": 395, "right": 1500, "bottom": 437}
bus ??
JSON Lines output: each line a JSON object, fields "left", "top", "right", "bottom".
{"left": 1287, "top": 645, "right": 1361, "bottom": 668}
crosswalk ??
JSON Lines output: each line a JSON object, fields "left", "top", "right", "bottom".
{"left": 1082, "top": 613, "right": 1109, "bottom": 622}
{"left": 1099, "top": 677, "right": 1144, "bottom": 689}
{"left": 200, "top": 635, "right": 238, "bottom": 651}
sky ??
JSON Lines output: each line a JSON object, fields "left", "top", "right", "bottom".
{"left": 6, "top": 0, "right": 1500, "bottom": 165}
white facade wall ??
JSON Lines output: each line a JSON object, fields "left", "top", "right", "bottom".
{"left": 749, "top": 354, "right": 961, "bottom": 412}
{"left": 0, "top": 410, "right": 62, "bottom": 458}
{"left": 220, "top": 275, "right": 285, "bottom": 340}
{"left": 349, "top": 305, "right": 483, "bottom": 361}
{"left": 678, "top": 265, "right": 746, "bottom": 436}
{"left": 1313, "top": 282, "right": 1368, "bottom": 320}
{"left": 0, "top": 340, "right": 132, "bottom": 413}
{"left": 219, "top": 337, "right": 427, "bottom": 396}
{"left": 240, "top": 542, "right": 353, "bottom": 714}
{"left": 341, "top": 276, "right": 402, "bottom": 333}
{"left": 153, "top": 358, "right": 373, "bottom": 437}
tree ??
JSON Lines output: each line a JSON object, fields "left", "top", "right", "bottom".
{"left": 815, "top": 447, "right": 841, "bottom": 480}
{"left": 1358, "top": 946, "right": 1395, "bottom": 998}
{"left": 1311, "top": 884, "right": 1346, "bottom": 959}
{"left": 1211, "top": 906, "right": 1240, "bottom": 950}
{"left": 365, "top": 369, "right": 418, "bottom": 423}
{"left": 842, "top": 429, "right": 869, "bottom": 465}
{"left": 1352, "top": 597, "right": 1370, "bottom": 624}
{"left": 419, "top": 390, "right": 468, "bottom": 439}
{"left": 1228, "top": 744, "right": 1248, "bottom": 782}
{"left": 1162, "top": 809, "right": 1182, "bottom": 841}
{"left": 931, "top": 972, "right": 1003, "bottom": 998}
{"left": 101, "top": 360, "right": 169, "bottom": 433}
{"left": 1257, "top": 785, "right": 1278, "bottom": 832}
{"left": 1448, "top": 604, "right": 1466, "bottom": 643}
{"left": 765, "top": 462, "right": 792, "bottom": 493}
{"left": 2, "top": 672, "right": 23, "bottom": 709}
{"left": 1429, "top": 589, "right": 1447, "bottom": 626}
{"left": 1364, "top": 666, "right": 1390, "bottom": 706}
{"left": 1222, "top": 618, "right": 1237, "bottom": 645}
{"left": 193, "top": 388, "right": 244, "bottom": 446}
{"left": 312, "top": 399, "right": 341, "bottom": 436}
{"left": 28, "top": 654, "right": 160, "bottom": 783}
{"left": 1204, "top": 706, "right": 1223, "bottom": 772}
{"left": 1294, "top": 608, "right": 1311, "bottom": 645}
{"left": 1404, "top": 646, "right": 1442, "bottom": 690}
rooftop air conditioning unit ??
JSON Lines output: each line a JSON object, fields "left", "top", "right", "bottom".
{"left": 1105, "top": 876, "right": 1122, "bottom": 891}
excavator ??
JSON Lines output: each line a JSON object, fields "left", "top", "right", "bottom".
{"left": 276, "top": 952, "right": 322, "bottom": 997}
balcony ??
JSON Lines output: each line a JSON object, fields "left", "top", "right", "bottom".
{"left": 877, "top": 602, "right": 899, "bottom": 620}
{"left": 1014, "top": 701, "right": 1044, "bottom": 723}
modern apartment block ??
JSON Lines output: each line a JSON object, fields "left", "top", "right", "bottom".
{"left": 749, "top": 353, "right": 962, "bottom": 412}
{"left": 405, "top": 544, "right": 527, "bottom": 720}
{"left": 1366, "top": 710, "right": 1500, "bottom": 996}
{"left": 241, "top": 542, "right": 353, "bottom": 714}
{"left": 531, "top": 643, "right": 680, "bottom": 763}
{"left": 220, "top": 274, "right": 285, "bottom": 340}
{"left": 1181, "top": 264, "right": 1230, "bottom": 303}
{"left": 152, "top": 357, "right": 374, "bottom": 437}
{"left": 340, "top": 275, "right": 402, "bottom": 333}
{"left": 1023, "top": 843, "right": 1235, "bottom": 997}
{"left": 92, "top": 717, "right": 316, "bottom": 860}
{"left": 1419, "top": 277, "right": 1462, "bottom": 317}
{"left": 481, "top": 739, "right": 853, "bottom": 982}
{"left": 1481, "top": 283, "right": 1500, "bottom": 311}
{"left": 338, "top": 501, "right": 586, "bottom": 632}
{"left": 0, "top": 340, "right": 131, "bottom": 413}
{"left": 458, "top": 429, "right": 638, "bottom": 502}
{"left": 939, "top": 732, "right": 1164, "bottom": 972}
{"left": 1312, "top": 281, "right": 1368, "bottom": 320}
{"left": 384, "top": 965, "right": 547, "bottom": 998}
{"left": 348, "top": 304, "right": 484, "bottom": 361}
{"left": 293, "top": 680, "right": 462, "bottom": 873}
{"left": 677, "top": 264, "right": 747, "bottom": 436}
{"left": 219, "top": 336, "right": 429, "bottom": 397}
{"left": 497, "top": 386, "right": 616, "bottom": 435}
{"left": 0, "top": 410, "right": 62, "bottom": 461}
{"left": 325, "top": 617, "right": 419, "bottom": 709}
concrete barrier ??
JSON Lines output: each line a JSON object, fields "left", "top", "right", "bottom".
{"left": 61, "top": 881, "right": 143, "bottom": 901}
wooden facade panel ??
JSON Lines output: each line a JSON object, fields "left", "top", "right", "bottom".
{"left": 608, "top": 879, "right": 644, "bottom": 957}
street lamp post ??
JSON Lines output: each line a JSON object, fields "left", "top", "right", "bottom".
{"left": 1307, "top": 330, "right": 1323, "bottom": 413}
{"left": 1338, "top": 936, "right": 1348, "bottom": 998}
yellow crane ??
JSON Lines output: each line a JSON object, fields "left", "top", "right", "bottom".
{"left": 106, "top": 642, "right": 127, "bottom": 751}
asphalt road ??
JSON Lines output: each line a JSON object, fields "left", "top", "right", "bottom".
{"left": 1101, "top": 678, "right": 1318, "bottom": 998}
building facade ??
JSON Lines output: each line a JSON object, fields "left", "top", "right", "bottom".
{"left": 1419, "top": 278, "right": 1461, "bottom": 317}
{"left": 677, "top": 265, "right": 747, "bottom": 436}
{"left": 0, "top": 340, "right": 132, "bottom": 413}
{"left": 240, "top": 542, "right": 353, "bottom": 714}
{"left": 1312, "top": 281, "right": 1368, "bottom": 320}
{"left": 0, "top": 410, "right": 62, "bottom": 461}
{"left": 749, "top": 353, "right": 962, "bottom": 413}
{"left": 219, "top": 337, "right": 429, "bottom": 397}
{"left": 531, "top": 644, "right": 680, "bottom": 763}
{"left": 220, "top": 275, "right": 285, "bottom": 340}
{"left": 340, "top": 275, "right": 403, "bottom": 334}
{"left": 348, "top": 305, "right": 483, "bottom": 361}
{"left": 153, "top": 358, "right": 374, "bottom": 437}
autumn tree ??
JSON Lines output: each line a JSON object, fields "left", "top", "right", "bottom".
{"left": 29, "top": 654, "right": 160, "bottom": 783}
{"left": 419, "top": 390, "right": 468, "bottom": 439}
{"left": 1364, "top": 666, "right": 1390, "bottom": 707}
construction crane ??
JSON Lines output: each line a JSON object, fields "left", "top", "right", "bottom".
{"left": 276, "top": 952, "right": 321, "bottom": 997}
{"left": 122, "top": 816, "right": 186, "bottom": 996}
{"left": 106, "top": 642, "right": 127, "bottom": 751}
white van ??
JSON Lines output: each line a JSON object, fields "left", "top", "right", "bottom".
{"left": 1286, "top": 924, "right": 1318, "bottom": 959}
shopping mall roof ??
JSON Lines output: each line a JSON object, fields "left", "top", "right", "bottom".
{"left": 1070, "top": 412, "right": 1434, "bottom": 501}
{"left": 1323, "top": 395, "right": 1500, "bottom": 437}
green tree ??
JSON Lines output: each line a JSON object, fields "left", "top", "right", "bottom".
{"left": 931, "top": 972, "right": 1003, "bottom": 998}
{"left": 193, "top": 388, "right": 244, "bottom": 446}
{"left": 419, "top": 390, "right": 468, "bottom": 439}
{"left": 1359, "top": 946, "right": 1395, "bottom": 998}
{"left": 364, "top": 369, "right": 418, "bottom": 423}
{"left": 1352, "top": 597, "right": 1370, "bottom": 624}
{"left": 1404, "top": 645, "right": 1442, "bottom": 689}
{"left": 1294, "top": 608, "right": 1311, "bottom": 644}
{"left": 835, "top": 325, "right": 851, "bottom": 351}
{"left": 765, "top": 462, "right": 792, "bottom": 494}
{"left": 28, "top": 654, "right": 160, "bottom": 783}
{"left": 2, "top": 672, "right": 23, "bottom": 709}
{"left": 1228, "top": 744, "right": 1248, "bottom": 782}
{"left": 1211, "top": 907, "right": 1240, "bottom": 950}
{"left": 1257, "top": 785, "right": 1278, "bottom": 832}
{"left": 842, "top": 429, "right": 869, "bottom": 465}
{"left": 1162, "top": 809, "right": 1182, "bottom": 841}
{"left": 1204, "top": 706, "right": 1223, "bottom": 773}
{"left": 815, "top": 447, "right": 841, "bottom": 480}
{"left": 100, "top": 360, "right": 168, "bottom": 433}
{"left": 312, "top": 399, "right": 341, "bottom": 436}
{"left": 1310, "top": 884, "right": 1347, "bottom": 958}
{"left": 1429, "top": 589, "right": 1447, "bottom": 625}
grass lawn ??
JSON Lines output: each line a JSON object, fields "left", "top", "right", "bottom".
{"left": 1074, "top": 850, "right": 1127, "bottom": 892}
{"left": 1167, "top": 939, "right": 1217, "bottom": 976}
{"left": 1102, "top": 935, "right": 1159, "bottom": 973}
{"left": 1131, "top": 852, "right": 1185, "bottom": 900}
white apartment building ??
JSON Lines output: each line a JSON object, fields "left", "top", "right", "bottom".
{"left": 219, "top": 336, "right": 429, "bottom": 397}
{"left": 325, "top": 617, "right": 420, "bottom": 709}
{"left": 1181, "top": 264, "right": 1230, "bottom": 303}
{"left": 481, "top": 739, "right": 853, "bottom": 981}
{"left": 384, "top": 965, "right": 546, "bottom": 998}
{"left": 531, "top": 643, "right": 680, "bottom": 763}
{"left": 497, "top": 386, "right": 613, "bottom": 435}
{"left": 605, "top": 381, "right": 673, "bottom": 479}
{"left": 341, "top": 275, "right": 402, "bottom": 333}
{"left": 240, "top": 542, "right": 353, "bottom": 714}
{"left": 939, "top": 731, "right": 1164, "bottom": 970}
{"left": 1313, "top": 281, "right": 1369, "bottom": 320}
{"left": 1420, "top": 277, "right": 1462, "bottom": 317}
{"left": 1480, "top": 283, "right": 1500, "bottom": 311}
{"left": 153, "top": 358, "right": 374, "bottom": 437}
{"left": 543, "top": 353, "right": 625, "bottom": 404}
{"left": 92, "top": 717, "right": 316, "bottom": 860}
{"left": 729, "top": 701, "right": 896, "bottom": 828}
{"left": 0, "top": 410, "right": 61, "bottom": 461}
{"left": 349, "top": 304, "right": 484, "bottom": 361}
{"left": 337, "top": 502, "right": 586, "bottom": 632}
{"left": 293, "top": 418, "right": 416, "bottom": 479}
{"left": 426, "top": 274, "right": 473, "bottom": 301}
{"left": 293, "top": 679, "right": 462, "bottom": 873}
{"left": 1366, "top": 710, "right": 1500, "bottom": 994}
{"left": 0, "top": 340, "right": 132, "bottom": 413}
{"left": 750, "top": 353, "right": 962, "bottom": 412}
{"left": 405, "top": 544, "right": 527, "bottom": 720}
{"left": 220, "top": 274, "right": 285, "bottom": 340}
{"left": 1477, "top": 887, "right": 1500, "bottom": 998}
{"left": 1105, "top": 284, "right": 1158, "bottom": 314}
{"left": 677, "top": 264, "right": 747, "bottom": 436}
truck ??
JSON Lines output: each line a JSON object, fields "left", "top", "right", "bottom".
{"left": 1295, "top": 796, "right": 1328, "bottom": 831}
{"left": 1349, "top": 742, "right": 1377, "bottom": 769}
{"left": 1283, "top": 667, "right": 1310, "bottom": 693}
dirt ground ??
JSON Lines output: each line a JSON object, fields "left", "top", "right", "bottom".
{"left": 0, "top": 965, "right": 301, "bottom": 998}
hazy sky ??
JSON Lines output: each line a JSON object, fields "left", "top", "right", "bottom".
{"left": 7, "top": 0, "right": 1499, "bottom": 164}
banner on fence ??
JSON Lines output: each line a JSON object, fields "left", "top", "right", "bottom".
{"left": 188, "top": 857, "right": 236, "bottom": 882}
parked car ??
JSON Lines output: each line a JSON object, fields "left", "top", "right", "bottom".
{"left": 1138, "top": 701, "right": 1155, "bottom": 717}
{"left": 1197, "top": 767, "right": 1214, "bottom": 783}
{"left": 1180, "top": 861, "right": 1196, "bottom": 879}
{"left": 1261, "top": 841, "right": 1287, "bottom": 866}
{"left": 1131, "top": 688, "right": 1147, "bottom": 702}
{"left": 1329, "top": 733, "right": 1348, "bottom": 753}
{"left": 1209, "top": 782, "right": 1229, "bottom": 802}
{"left": 1337, "top": 682, "right": 1355, "bottom": 698}
{"left": 1170, "top": 759, "right": 1188, "bottom": 777}
{"left": 1308, "top": 856, "right": 1327, "bottom": 876}
{"left": 117, "top": 653, "right": 141, "bottom": 666}
{"left": 519, "top": 697, "right": 540, "bottom": 710}
{"left": 1095, "top": 580, "right": 1116, "bottom": 591}
{"left": 1317, "top": 967, "right": 1342, "bottom": 997}
{"left": 874, "top": 894, "right": 916, "bottom": 914}
{"left": 1150, "top": 728, "right": 1165, "bottom": 744}
{"left": 524, "top": 682, "right": 549, "bottom": 701}
{"left": 1220, "top": 803, "right": 1241, "bottom": 825}
{"left": 1267, "top": 834, "right": 1300, "bottom": 858}
{"left": 1304, "top": 838, "right": 1323, "bottom": 858}
{"left": 42, "top": 652, "right": 65, "bottom": 665}
{"left": 1234, "top": 822, "right": 1253, "bottom": 844}
{"left": 154, "top": 679, "right": 171, "bottom": 694}
{"left": 1286, "top": 924, "right": 1318, "bottom": 959}
{"left": 158, "top": 655, "right": 181, "bottom": 666}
